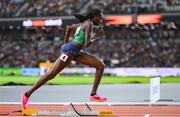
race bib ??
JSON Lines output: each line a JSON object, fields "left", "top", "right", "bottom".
{"left": 60, "top": 53, "right": 68, "bottom": 62}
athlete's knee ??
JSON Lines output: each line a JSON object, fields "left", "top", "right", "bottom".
{"left": 96, "top": 61, "right": 105, "bottom": 70}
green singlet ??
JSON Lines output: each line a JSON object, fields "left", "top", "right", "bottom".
{"left": 72, "top": 25, "right": 85, "bottom": 45}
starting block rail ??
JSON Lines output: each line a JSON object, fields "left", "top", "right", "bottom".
{"left": 21, "top": 103, "right": 115, "bottom": 116}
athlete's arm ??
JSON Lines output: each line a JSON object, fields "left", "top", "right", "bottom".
{"left": 64, "top": 23, "right": 81, "bottom": 43}
{"left": 95, "top": 27, "right": 104, "bottom": 37}
{"left": 84, "top": 22, "right": 92, "bottom": 48}
{"left": 89, "top": 27, "right": 104, "bottom": 44}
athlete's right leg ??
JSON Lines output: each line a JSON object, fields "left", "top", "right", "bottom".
{"left": 74, "top": 51, "right": 106, "bottom": 102}
{"left": 21, "top": 52, "right": 74, "bottom": 109}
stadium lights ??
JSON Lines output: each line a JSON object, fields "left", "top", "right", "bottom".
{"left": 105, "top": 14, "right": 162, "bottom": 25}
{"left": 23, "top": 18, "right": 62, "bottom": 27}
{"left": 137, "top": 15, "right": 162, "bottom": 24}
{"left": 105, "top": 16, "right": 132, "bottom": 25}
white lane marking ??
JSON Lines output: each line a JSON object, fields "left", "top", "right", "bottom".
{"left": 0, "top": 102, "right": 180, "bottom": 105}
{"left": 144, "top": 114, "right": 150, "bottom": 117}
{"left": 0, "top": 86, "right": 16, "bottom": 88}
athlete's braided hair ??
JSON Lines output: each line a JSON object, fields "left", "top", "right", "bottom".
{"left": 74, "top": 9, "right": 103, "bottom": 23}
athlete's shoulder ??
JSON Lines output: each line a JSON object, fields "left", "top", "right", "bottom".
{"left": 68, "top": 23, "right": 81, "bottom": 29}
{"left": 82, "top": 20, "right": 93, "bottom": 30}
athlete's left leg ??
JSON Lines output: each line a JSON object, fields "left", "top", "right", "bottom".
{"left": 74, "top": 51, "right": 106, "bottom": 101}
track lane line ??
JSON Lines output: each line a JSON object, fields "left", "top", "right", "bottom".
{"left": 144, "top": 114, "right": 150, "bottom": 117}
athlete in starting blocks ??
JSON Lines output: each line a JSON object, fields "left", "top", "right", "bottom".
{"left": 21, "top": 8, "right": 107, "bottom": 110}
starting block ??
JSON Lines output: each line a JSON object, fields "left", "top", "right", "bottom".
{"left": 22, "top": 103, "right": 115, "bottom": 116}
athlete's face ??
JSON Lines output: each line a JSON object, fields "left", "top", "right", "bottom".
{"left": 93, "top": 16, "right": 103, "bottom": 25}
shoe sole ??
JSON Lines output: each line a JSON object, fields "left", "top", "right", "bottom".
{"left": 89, "top": 98, "right": 107, "bottom": 102}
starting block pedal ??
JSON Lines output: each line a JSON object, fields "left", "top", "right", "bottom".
{"left": 22, "top": 109, "right": 66, "bottom": 116}
{"left": 99, "top": 110, "right": 115, "bottom": 116}
{"left": 21, "top": 103, "right": 116, "bottom": 116}
{"left": 22, "top": 109, "right": 38, "bottom": 115}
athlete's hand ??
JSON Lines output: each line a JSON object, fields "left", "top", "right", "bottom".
{"left": 89, "top": 28, "right": 104, "bottom": 42}
{"left": 96, "top": 28, "right": 104, "bottom": 37}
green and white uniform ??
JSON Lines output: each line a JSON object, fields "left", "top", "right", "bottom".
{"left": 72, "top": 25, "right": 85, "bottom": 46}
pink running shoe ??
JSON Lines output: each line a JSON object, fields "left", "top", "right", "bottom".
{"left": 21, "top": 93, "right": 29, "bottom": 109}
{"left": 89, "top": 94, "right": 107, "bottom": 102}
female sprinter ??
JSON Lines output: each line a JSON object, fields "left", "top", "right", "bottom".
{"left": 21, "top": 9, "right": 107, "bottom": 109}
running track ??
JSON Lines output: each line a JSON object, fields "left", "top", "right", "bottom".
{"left": 0, "top": 104, "right": 180, "bottom": 117}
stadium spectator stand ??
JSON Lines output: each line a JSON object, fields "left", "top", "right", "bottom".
{"left": 1, "top": 0, "right": 180, "bottom": 17}
{"left": 0, "top": 22, "right": 179, "bottom": 67}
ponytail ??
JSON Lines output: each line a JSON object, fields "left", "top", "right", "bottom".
{"left": 74, "top": 14, "right": 90, "bottom": 23}
{"left": 74, "top": 9, "right": 102, "bottom": 23}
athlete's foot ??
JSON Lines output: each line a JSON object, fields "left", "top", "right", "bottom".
{"left": 21, "top": 92, "right": 29, "bottom": 109}
{"left": 89, "top": 94, "right": 107, "bottom": 102}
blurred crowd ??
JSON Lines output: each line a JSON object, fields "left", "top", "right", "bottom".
{"left": 88, "top": 0, "right": 180, "bottom": 14}
{"left": 0, "top": 0, "right": 87, "bottom": 17}
{"left": 1, "top": 0, "right": 180, "bottom": 17}
{"left": 0, "top": 27, "right": 64, "bottom": 67}
{"left": 0, "top": 22, "right": 179, "bottom": 68}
